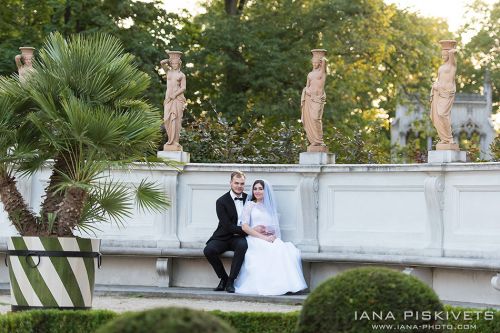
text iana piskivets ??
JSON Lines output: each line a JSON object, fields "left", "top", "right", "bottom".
{"left": 354, "top": 310, "right": 495, "bottom": 321}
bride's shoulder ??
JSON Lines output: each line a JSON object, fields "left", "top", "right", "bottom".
{"left": 245, "top": 201, "right": 256, "bottom": 207}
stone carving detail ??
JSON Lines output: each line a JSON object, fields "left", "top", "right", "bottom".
{"left": 424, "top": 176, "right": 444, "bottom": 253}
{"left": 491, "top": 273, "right": 500, "bottom": 291}
{"left": 156, "top": 257, "right": 172, "bottom": 288}
{"left": 297, "top": 174, "right": 320, "bottom": 252}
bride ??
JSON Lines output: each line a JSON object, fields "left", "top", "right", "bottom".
{"left": 234, "top": 179, "right": 307, "bottom": 295}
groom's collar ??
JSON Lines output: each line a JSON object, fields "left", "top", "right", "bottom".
{"left": 230, "top": 190, "right": 244, "bottom": 200}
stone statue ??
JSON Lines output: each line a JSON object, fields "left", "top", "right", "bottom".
{"left": 160, "top": 51, "right": 186, "bottom": 151}
{"left": 301, "top": 49, "right": 328, "bottom": 152}
{"left": 430, "top": 40, "right": 458, "bottom": 150}
{"left": 15, "top": 47, "right": 35, "bottom": 83}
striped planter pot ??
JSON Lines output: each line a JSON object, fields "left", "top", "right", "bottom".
{"left": 7, "top": 236, "right": 101, "bottom": 311}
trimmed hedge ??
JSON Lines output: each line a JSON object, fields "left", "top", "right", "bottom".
{"left": 0, "top": 305, "right": 499, "bottom": 332}
{"left": 297, "top": 267, "right": 445, "bottom": 333}
{"left": 95, "top": 307, "right": 236, "bottom": 333}
{"left": 0, "top": 309, "right": 116, "bottom": 333}
{"left": 213, "top": 311, "right": 300, "bottom": 333}
{"left": 443, "top": 305, "right": 500, "bottom": 332}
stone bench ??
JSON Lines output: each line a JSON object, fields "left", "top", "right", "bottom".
{"left": 95, "top": 246, "right": 500, "bottom": 290}
{"left": 2, "top": 244, "right": 500, "bottom": 295}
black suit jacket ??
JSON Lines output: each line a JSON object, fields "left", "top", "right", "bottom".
{"left": 207, "top": 191, "right": 248, "bottom": 243}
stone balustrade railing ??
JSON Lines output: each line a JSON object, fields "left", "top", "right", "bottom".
{"left": 1, "top": 162, "right": 500, "bottom": 305}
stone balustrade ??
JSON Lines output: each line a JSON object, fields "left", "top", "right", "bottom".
{"left": 1, "top": 162, "right": 500, "bottom": 306}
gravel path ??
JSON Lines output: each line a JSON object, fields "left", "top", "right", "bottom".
{"left": 0, "top": 294, "right": 301, "bottom": 314}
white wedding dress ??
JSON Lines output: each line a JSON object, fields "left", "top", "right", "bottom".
{"left": 234, "top": 201, "right": 307, "bottom": 295}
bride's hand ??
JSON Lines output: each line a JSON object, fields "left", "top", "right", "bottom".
{"left": 265, "top": 235, "right": 276, "bottom": 243}
{"left": 253, "top": 225, "right": 266, "bottom": 234}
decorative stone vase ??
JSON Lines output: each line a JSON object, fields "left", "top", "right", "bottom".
{"left": 19, "top": 47, "right": 35, "bottom": 59}
{"left": 166, "top": 50, "right": 182, "bottom": 62}
{"left": 310, "top": 48, "right": 327, "bottom": 59}
{"left": 439, "top": 40, "right": 457, "bottom": 50}
{"left": 7, "top": 236, "right": 100, "bottom": 311}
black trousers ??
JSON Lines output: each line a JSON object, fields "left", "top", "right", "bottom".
{"left": 204, "top": 237, "right": 248, "bottom": 280}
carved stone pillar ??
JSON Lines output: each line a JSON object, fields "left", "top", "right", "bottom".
{"left": 157, "top": 172, "right": 181, "bottom": 248}
{"left": 424, "top": 176, "right": 444, "bottom": 255}
{"left": 297, "top": 173, "right": 320, "bottom": 252}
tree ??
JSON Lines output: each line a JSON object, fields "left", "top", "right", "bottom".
{"left": 0, "top": 0, "right": 189, "bottom": 108}
{"left": 0, "top": 33, "right": 169, "bottom": 236}
{"left": 458, "top": 0, "right": 499, "bottom": 110}
{"left": 457, "top": 0, "right": 499, "bottom": 161}
{"left": 177, "top": 0, "right": 449, "bottom": 163}
{"left": 225, "top": 0, "right": 247, "bottom": 15}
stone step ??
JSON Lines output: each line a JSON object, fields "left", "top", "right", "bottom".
{"left": 93, "top": 285, "right": 308, "bottom": 306}
{"left": 0, "top": 283, "right": 307, "bottom": 306}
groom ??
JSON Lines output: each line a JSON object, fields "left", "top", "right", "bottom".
{"left": 204, "top": 171, "right": 263, "bottom": 293}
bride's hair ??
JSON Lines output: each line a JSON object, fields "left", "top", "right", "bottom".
{"left": 251, "top": 179, "right": 265, "bottom": 202}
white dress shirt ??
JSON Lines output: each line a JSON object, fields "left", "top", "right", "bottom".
{"left": 230, "top": 190, "right": 244, "bottom": 225}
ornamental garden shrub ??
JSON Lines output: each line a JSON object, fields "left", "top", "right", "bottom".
{"left": 0, "top": 309, "right": 116, "bottom": 333}
{"left": 296, "top": 267, "right": 445, "bottom": 333}
{"left": 213, "top": 311, "right": 300, "bottom": 333}
{"left": 95, "top": 307, "right": 236, "bottom": 333}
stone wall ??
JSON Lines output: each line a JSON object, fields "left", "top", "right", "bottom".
{"left": 1, "top": 162, "right": 500, "bottom": 305}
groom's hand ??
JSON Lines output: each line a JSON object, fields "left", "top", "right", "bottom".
{"left": 253, "top": 225, "right": 266, "bottom": 234}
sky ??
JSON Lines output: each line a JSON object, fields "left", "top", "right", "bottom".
{"left": 384, "top": 0, "right": 478, "bottom": 33}
{"left": 162, "top": 0, "right": 493, "bottom": 33}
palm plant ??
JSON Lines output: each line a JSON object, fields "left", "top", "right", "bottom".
{"left": 0, "top": 32, "right": 169, "bottom": 237}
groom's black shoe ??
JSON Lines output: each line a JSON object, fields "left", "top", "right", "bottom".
{"left": 214, "top": 278, "right": 227, "bottom": 291}
{"left": 225, "top": 279, "right": 235, "bottom": 293}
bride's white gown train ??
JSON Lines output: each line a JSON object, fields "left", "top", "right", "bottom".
{"left": 234, "top": 201, "right": 307, "bottom": 295}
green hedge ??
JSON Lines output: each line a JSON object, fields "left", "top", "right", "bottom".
{"left": 0, "top": 309, "right": 117, "bottom": 333}
{"left": 0, "top": 309, "right": 297, "bottom": 333}
{"left": 213, "top": 311, "right": 300, "bottom": 333}
{"left": 443, "top": 305, "right": 500, "bottom": 332}
{"left": 297, "top": 267, "right": 444, "bottom": 333}
{"left": 0, "top": 307, "right": 499, "bottom": 333}
{"left": 95, "top": 307, "right": 236, "bottom": 333}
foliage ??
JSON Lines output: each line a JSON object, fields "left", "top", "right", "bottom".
{"left": 2, "top": 0, "right": 497, "bottom": 164}
{"left": 458, "top": 0, "right": 499, "bottom": 111}
{"left": 181, "top": 111, "right": 306, "bottom": 163}
{"left": 1, "top": 306, "right": 500, "bottom": 333}
{"left": 296, "top": 267, "right": 444, "bottom": 333}
{"left": 181, "top": 110, "right": 394, "bottom": 164}
{"left": 0, "top": 309, "right": 116, "bottom": 333}
{"left": 94, "top": 307, "right": 236, "bottom": 333}
{"left": 444, "top": 305, "right": 500, "bottom": 332}
{"left": 172, "top": 0, "right": 450, "bottom": 163}
{"left": 0, "top": 0, "right": 190, "bottom": 108}
{"left": 457, "top": 0, "right": 499, "bottom": 163}
{"left": 0, "top": 33, "right": 170, "bottom": 237}
{"left": 490, "top": 134, "right": 500, "bottom": 161}
{"left": 212, "top": 311, "right": 299, "bottom": 333}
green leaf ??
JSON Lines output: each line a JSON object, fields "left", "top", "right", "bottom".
{"left": 134, "top": 179, "right": 170, "bottom": 214}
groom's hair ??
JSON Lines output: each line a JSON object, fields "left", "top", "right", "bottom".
{"left": 230, "top": 170, "right": 246, "bottom": 180}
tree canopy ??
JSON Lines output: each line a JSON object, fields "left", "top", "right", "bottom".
{"left": 458, "top": 0, "right": 499, "bottom": 110}
{"left": 1, "top": 0, "right": 497, "bottom": 163}
{"left": 0, "top": 0, "right": 189, "bottom": 107}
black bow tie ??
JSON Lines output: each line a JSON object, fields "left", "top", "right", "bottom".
{"left": 234, "top": 197, "right": 244, "bottom": 201}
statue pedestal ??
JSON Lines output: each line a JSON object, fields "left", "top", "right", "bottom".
{"left": 299, "top": 152, "right": 335, "bottom": 165}
{"left": 427, "top": 150, "right": 467, "bottom": 163}
{"left": 157, "top": 151, "right": 190, "bottom": 163}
